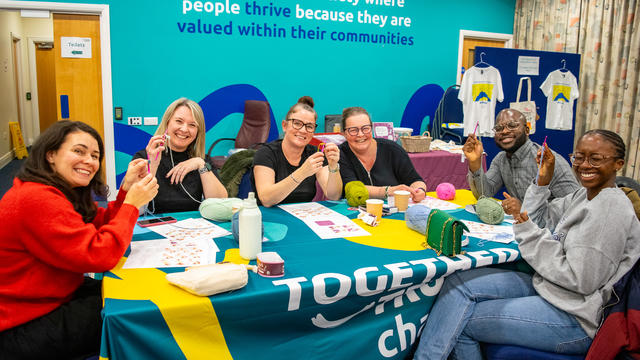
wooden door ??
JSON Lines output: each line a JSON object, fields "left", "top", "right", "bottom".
{"left": 35, "top": 44, "right": 57, "bottom": 133}
{"left": 52, "top": 13, "right": 103, "bottom": 140}
{"left": 462, "top": 38, "right": 506, "bottom": 72}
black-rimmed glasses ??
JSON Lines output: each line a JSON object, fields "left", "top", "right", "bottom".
{"left": 287, "top": 118, "right": 317, "bottom": 133}
{"left": 569, "top": 153, "right": 617, "bottom": 167}
{"left": 345, "top": 124, "right": 373, "bottom": 136}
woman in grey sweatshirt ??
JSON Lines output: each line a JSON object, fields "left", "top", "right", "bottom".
{"left": 413, "top": 129, "right": 640, "bottom": 360}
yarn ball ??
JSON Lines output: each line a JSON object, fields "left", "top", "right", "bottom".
{"left": 475, "top": 197, "right": 505, "bottom": 225}
{"left": 436, "top": 183, "right": 456, "bottom": 200}
{"left": 345, "top": 181, "right": 369, "bottom": 207}
{"left": 199, "top": 198, "right": 243, "bottom": 222}
{"left": 404, "top": 205, "right": 432, "bottom": 235}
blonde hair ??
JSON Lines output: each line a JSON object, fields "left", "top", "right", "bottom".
{"left": 154, "top": 98, "right": 206, "bottom": 158}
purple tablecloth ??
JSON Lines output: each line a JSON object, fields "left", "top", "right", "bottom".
{"left": 409, "top": 150, "right": 487, "bottom": 191}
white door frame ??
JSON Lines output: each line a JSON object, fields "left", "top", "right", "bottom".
{"left": 457, "top": 30, "right": 513, "bottom": 84}
{"left": 10, "top": 32, "right": 26, "bottom": 145}
{"left": 0, "top": 1, "right": 116, "bottom": 199}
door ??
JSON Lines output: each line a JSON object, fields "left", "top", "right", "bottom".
{"left": 35, "top": 43, "right": 57, "bottom": 133}
{"left": 53, "top": 13, "right": 104, "bottom": 140}
{"left": 462, "top": 38, "right": 507, "bottom": 73}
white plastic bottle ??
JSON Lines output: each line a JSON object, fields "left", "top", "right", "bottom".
{"left": 239, "top": 192, "right": 262, "bottom": 260}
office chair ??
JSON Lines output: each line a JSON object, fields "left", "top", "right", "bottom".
{"left": 324, "top": 114, "right": 342, "bottom": 133}
{"left": 432, "top": 85, "right": 464, "bottom": 144}
{"left": 207, "top": 100, "right": 270, "bottom": 170}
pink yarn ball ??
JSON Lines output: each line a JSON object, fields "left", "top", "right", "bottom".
{"left": 436, "top": 182, "right": 456, "bottom": 200}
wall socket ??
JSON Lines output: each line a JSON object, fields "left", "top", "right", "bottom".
{"left": 143, "top": 117, "right": 158, "bottom": 126}
{"left": 128, "top": 116, "right": 142, "bottom": 125}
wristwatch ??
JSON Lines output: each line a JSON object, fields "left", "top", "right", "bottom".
{"left": 328, "top": 163, "right": 340, "bottom": 173}
{"left": 198, "top": 162, "right": 212, "bottom": 174}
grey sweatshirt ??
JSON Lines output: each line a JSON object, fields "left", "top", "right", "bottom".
{"left": 514, "top": 185, "right": 640, "bottom": 337}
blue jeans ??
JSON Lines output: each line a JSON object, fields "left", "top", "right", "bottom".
{"left": 413, "top": 268, "right": 591, "bottom": 360}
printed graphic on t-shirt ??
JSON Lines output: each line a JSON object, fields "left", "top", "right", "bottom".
{"left": 473, "top": 83, "right": 494, "bottom": 103}
{"left": 552, "top": 85, "right": 571, "bottom": 103}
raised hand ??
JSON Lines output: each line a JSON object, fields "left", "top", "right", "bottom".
{"left": 463, "top": 134, "right": 484, "bottom": 172}
{"left": 323, "top": 143, "right": 340, "bottom": 170}
{"left": 502, "top": 192, "right": 522, "bottom": 216}
{"left": 121, "top": 158, "right": 149, "bottom": 192}
{"left": 535, "top": 143, "right": 555, "bottom": 186}
{"left": 124, "top": 173, "right": 159, "bottom": 209}
{"left": 166, "top": 157, "right": 205, "bottom": 184}
{"left": 297, "top": 151, "right": 326, "bottom": 179}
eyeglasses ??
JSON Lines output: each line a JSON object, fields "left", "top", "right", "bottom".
{"left": 287, "top": 119, "right": 317, "bottom": 133}
{"left": 345, "top": 125, "right": 373, "bottom": 136}
{"left": 569, "top": 153, "right": 617, "bottom": 167}
{"left": 492, "top": 121, "right": 521, "bottom": 133}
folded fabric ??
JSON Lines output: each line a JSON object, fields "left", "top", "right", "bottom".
{"left": 166, "top": 263, "right": 248, "bottom": 296}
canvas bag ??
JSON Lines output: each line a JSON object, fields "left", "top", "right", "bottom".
{"left": 510, "top": 77, "right": 537, "bottom": 134}
{"left": 424, "top": 209, "right": 469, "bottom": 256}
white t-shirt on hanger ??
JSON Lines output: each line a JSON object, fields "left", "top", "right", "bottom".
{"left": 458, "top": 65, "right": 504, "bottom": 137}
{"left": 540, "top": 69, "right": 579, "bottom": 130}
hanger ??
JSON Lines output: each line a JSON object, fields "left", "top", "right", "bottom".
{"left": 559, "top": 59, "right": 568, "bottom": 72}
{"left": 474, "top": 52, "right": 490, "bottom": 68}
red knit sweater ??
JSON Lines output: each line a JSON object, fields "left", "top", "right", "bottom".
{"left": 0, "top": 178, "right": 139, "bottom": 331}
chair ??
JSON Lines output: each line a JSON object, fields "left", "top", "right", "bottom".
{"left": 616, "top": 176, "right": 640, "bottom": 220}
{"left": 207, "top": 100, "right": 270, "bottom": 170}
{"left": 431, "top": 85, "right": 464, "bottom": 144}
{"left": 324, "top": 114, "right": 342, "bottom": 133}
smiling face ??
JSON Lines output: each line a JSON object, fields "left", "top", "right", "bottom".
{"left": 493, "top": 109, "right": 529, "bottom": 153}
{"left": 343, "top": 113, "right": 373, "bottom": 153}
{"left": 46, "top": 131, "right": 100, "bottom": 188}
{"left": 573, "top": 134, "right": 624, "bottom": 199}
{"left": 167, "top": 105, "right": 198, "bottom": 152}
{"left": 282, "top": 109, "right": 316, "bottom": 148}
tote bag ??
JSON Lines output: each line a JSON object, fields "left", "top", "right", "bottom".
{"left": 510, "top": 77, "right": 537, "bottom": 134}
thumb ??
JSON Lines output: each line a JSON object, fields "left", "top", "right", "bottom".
{"left": 503, "top": 192, "right": 511, "bottom": 199}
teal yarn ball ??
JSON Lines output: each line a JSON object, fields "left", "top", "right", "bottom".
{"left": 199, "top": 198, "right": 243, "bottom": 222}
{"left": 475, "top": 197, "right": 505, "bottom": 225}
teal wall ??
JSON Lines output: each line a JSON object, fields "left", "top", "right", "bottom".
{"left": 23, "top": 0, "right": 516, "bottom": 177}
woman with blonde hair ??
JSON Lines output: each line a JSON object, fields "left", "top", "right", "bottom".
{"left": 134, "top": 97, "right": 227, "bottom": 213}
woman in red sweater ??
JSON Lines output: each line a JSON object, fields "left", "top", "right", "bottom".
{"left": 0, "top": 121, "right": 158, "bottom": 359}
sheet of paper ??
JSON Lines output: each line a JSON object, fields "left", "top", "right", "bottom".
{"left": 410, "top": 196, "right": 462, "bottom": 211}
{"left": 148, "top": 218, "right": 231, "bottom": 241}
{"left": 123, "top": 238, "right": 218, "bottom": 269}
{"left": 460, "top": 220, "right": 515, "bottom": 243}
{"left": 279, "top": 202, "right": 370, "bottom": 239}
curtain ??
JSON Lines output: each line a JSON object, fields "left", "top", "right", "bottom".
{"left": 514, "top": 0, "right": 640, "bottom": 180}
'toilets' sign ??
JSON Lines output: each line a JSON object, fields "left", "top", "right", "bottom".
{"left": 60, "top": 37, "right": 92, "bottom": 58}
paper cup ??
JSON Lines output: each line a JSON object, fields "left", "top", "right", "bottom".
{"left": 366, "top": 199, "right": 384, "bottom": 220}
{"left": 394, "top": 190, "right": 410, "bottom": 211}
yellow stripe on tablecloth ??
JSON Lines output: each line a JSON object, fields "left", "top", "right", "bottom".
{"left": 104, "top": 258, "right": 233, "bottom": 359}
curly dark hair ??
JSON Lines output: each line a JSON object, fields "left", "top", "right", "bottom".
{"left": 17, "top": 120, "right": 108, "bottom": 222}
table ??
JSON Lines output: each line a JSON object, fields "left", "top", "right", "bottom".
{"left": 408, "top": 151, "right": 487, "bottom": 191}
{"left": 100, "top": 190, "right": 519, "bottom": 360}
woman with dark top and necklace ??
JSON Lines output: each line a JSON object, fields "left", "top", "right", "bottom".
{"left": 133, "top": 98, "right": 227, "bottom": 213}
{"left": 252, "top": 96, "right": 342, "bottom": 207}
{"left": 338, "top": 106, "right": 427, "bottom": 202}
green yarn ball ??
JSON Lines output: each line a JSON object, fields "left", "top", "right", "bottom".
{"left": 476, "top": 197, "right": 505, "bottom": 225}
{"left": 345, "top": 181, "right": 369, "bottom": 207}
{"left": 199, "top": 198, "right": 243, "bottom": 222}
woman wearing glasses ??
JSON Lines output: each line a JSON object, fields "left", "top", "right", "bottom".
{"left": 338, "top": 107, "right": 426, "bottom": 202}
{"left": 252, "top": 96, "right": 342, "bottom": 207}
{"left": 414, "top": 129, "right": 640, "bottom": 360}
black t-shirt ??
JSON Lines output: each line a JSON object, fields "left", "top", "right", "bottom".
{"left": 132, "top": 149, "right": 219, "bottom": 213}
{"left": 251, "top": 139, "right": 320, "bottom": 205}
{"left": 338, "top": 138, "right": 423, "bottom": 187}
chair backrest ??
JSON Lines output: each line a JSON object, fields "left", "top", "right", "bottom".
{"left": 235, "top": 100, "right": 271, "bottom": 149}
{"left": 432, "top": 85, "right": 463, "bottom": 140}
{"left": 324, "top": 114, "right": 342, "bottom": 133}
